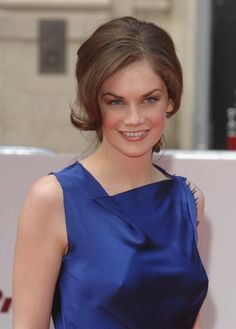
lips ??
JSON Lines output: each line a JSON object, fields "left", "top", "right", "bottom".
{"left": 119, "top": 129, "right": 150, "bottom": 140}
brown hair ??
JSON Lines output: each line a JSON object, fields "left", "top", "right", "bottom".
{"left": 71, "top": 16, "right": 183, "bottom": 150}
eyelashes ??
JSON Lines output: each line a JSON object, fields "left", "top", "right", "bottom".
{"left": 107, "top": 99, "right": 124, "bottom": 105}
{"left": 106, "top": 96, "right": 160, "bottom": 106}
{"left": 143, "top": 97, "right": 159, "bottom": 104}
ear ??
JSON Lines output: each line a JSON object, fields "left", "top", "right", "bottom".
{"left": 166, "top": 99, "right": 174, "bottom": 114}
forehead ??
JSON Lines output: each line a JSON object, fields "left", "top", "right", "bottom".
{"left": 100, "top": 59, "right": 165, "bottom": 94}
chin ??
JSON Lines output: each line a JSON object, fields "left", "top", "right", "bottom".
{"left": 117, "top": 146, "right": 153, "bottom": 159}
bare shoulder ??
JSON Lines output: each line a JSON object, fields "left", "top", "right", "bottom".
{"left": 17, "top": 174, "right": 67, "bottom": 254}
{"left": 186, "top": 179, "right": 205, "bottom": 225}
{"left": 187, "top": 180, "right": 205, "bottom": 207}
{"left": 26, "top": 174, "right": 63, "bottom": 206}
{"left": 19, "top": 175, "right": 63, "bottom": 225}
{"left": 13, "top": 175, "right": 66, "bottom": 328}
{"left": 21, "top": 174, "right": 64, "bottom": 218}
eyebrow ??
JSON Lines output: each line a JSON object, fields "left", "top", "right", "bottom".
{"left": 100, "top": 88, "right": 162, "bottom": 99}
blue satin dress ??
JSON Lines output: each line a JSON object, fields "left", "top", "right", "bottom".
{"left": 51, "top": 161, "right": 208, "bottom": 329}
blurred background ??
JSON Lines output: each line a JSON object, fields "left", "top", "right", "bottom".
{"left": 1, "top": 1, "right": 236, "bottom": 328}
{"left": 0, "top": 0, "right": 235, "bottom": 154}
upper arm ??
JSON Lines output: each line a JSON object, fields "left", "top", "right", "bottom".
{"left": 13, "top": 175, "right": 67, "bottom": 329}
{"left": 187, "top": 181, "right": 205, "bottom": 329}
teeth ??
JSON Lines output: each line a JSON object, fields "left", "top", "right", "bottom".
{"left": 121, "top": 130, "right": 147, "bottom": 138}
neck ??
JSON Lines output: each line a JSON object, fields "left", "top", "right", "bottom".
{"left": 86, "top": 143, "right": 156, "bottom": 187}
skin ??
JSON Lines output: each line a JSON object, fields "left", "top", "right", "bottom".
{"left": 188, "top": 180, "right": 205, "bottom": 329}
{"left": 13, "top": 59, "right": 204, "bottom": 329}
{"left": 99, "top": 60, "right": 172, "bottom": 160}
{"left": 80, "top": 60, "right": 174, "bottom": 195}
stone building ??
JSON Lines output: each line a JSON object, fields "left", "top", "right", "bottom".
{"left": 0, "top": 0, "right": 211, "bottom": 154}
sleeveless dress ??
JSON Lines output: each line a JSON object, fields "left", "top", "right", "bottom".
{"left": 51, "top": 161, "right": 208, "bottom": 329}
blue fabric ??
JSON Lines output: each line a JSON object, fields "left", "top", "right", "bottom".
{"left": 51, "top": 161, "right": 208, "bottom": 329}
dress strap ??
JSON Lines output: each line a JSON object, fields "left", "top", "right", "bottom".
{"left": 152, "top": 163, "right": 174, "bottom": 178}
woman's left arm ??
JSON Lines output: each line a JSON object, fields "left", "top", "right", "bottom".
{"left": 189, "top": 181, "right": 205, "bottom": 329}
{"left": 193, "top": 315, "right": 202, "bottom": 329}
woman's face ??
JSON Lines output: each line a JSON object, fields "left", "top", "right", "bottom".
{"left": 98, "top": 59, "right": 173, "bottom": 158}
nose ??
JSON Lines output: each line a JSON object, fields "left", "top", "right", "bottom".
{"left": 123, "top": 105, "right": 145, "bottom": 125}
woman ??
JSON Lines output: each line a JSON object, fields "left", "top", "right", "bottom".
{"left": 13, "top": 17, "right": 208, "bottom": 329}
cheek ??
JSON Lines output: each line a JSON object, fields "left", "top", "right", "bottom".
{"left": 151, "top": 110, "right": 167, "bottom": 126}
{"left": 101, "top": 111, "right": 122, "bottom": 129}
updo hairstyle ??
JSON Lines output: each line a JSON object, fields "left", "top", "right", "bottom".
{"left": 71, "top": 16, "right": 183, "bottom": 151}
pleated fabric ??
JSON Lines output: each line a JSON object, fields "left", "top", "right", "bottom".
{"left": 51, "top": 161, "right": 208, "bottom": 329}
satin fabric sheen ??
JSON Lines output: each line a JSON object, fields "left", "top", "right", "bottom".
{"left": 51, "top": 162, "right": 208, "bottom": 329}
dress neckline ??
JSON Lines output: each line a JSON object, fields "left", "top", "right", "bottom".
{"left": 76, "top": 161, "right": 175, "bottom": 198}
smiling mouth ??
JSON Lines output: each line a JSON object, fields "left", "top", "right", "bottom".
{"left": 119, "top": 129, "right": 150, "bottom": 140}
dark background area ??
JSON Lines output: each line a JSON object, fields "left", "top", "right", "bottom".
{"left": 211, "top": 0, "right": 236, "bottom": 149}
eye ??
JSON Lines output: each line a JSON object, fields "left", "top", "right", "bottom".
{"left": 143, "top": 96, "right": 159, "bottom": 104}
{"left": 107, "top": 99, "right": 124, "bottom": 105}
